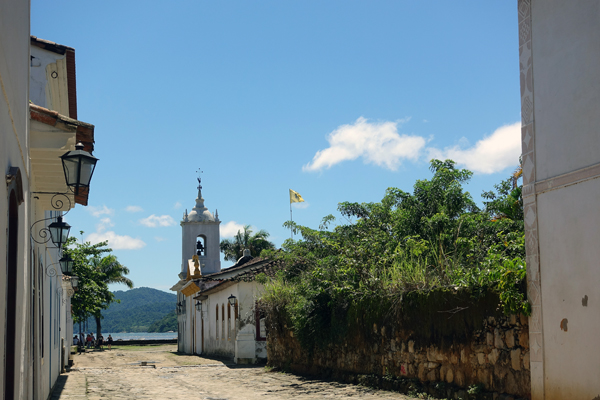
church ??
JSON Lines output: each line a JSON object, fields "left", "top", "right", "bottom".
{"left": 170, "top": 178, "right": 274, "bottom": 363}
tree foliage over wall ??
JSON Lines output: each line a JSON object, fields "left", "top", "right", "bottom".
{"left": 261, "top": 160, "right": 527, "bottom": 350}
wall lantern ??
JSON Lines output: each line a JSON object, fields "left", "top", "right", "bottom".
{"left": 60, "top": 254, "right": 74, "bottom": 275}
{"left": 48, "top": 216, "right": 71, "bottom": 249}
{"left": 195, "top": 301, "right": 202, "bottom": 312}
{"left": 177, "top": 301, "right": 183, "bottom": 314}
{"left": 60, "top": 142, "right": 99, "bottom": 196}
{"left": 70, "top": 276, "right": 79, "bottom": 289}
{"left": 228, "top": 294, "right": 237, "bottom": 306}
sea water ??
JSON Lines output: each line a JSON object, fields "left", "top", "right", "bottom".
{"left": 92, "top": 332, "right": 177, "bottom": 341}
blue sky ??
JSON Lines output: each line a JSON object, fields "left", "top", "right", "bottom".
{"left": 31, "top": 1, "right": 521, "bottom": 293}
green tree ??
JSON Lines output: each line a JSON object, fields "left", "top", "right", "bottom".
{"left": 220, "top": 225, "right": 275, "bottom": 262}
{"left": 262, "top": 160, "right": 527, "bottom": 350}
{"left": 64, "top": 238, "right": 133, "bottom": 340}
{"left": 90, "top": 255, "right": 133, "bottom": 337}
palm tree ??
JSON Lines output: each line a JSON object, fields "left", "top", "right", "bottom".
{"left": 91, "top": 255, "right": 133, "bottom": 339}
{"left": 220, "top": 225, "right": 275, "bottom": 262}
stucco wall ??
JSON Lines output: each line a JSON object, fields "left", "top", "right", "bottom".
{"left": 0, "top": 1, "right": 31, "bottom": 398}
{"left": 519, "top": 1, "right": 600, "bottom": 398}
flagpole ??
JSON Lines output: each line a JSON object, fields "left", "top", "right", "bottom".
{"left": 290, "top": 202, "right": 293, "bottom": 239}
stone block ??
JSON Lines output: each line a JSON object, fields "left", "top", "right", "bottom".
{"left": 426, "top": 362, "right": 439, "bottom": 369}
{"left": 494, "top": 328, "right": 505, "bottom": 349}
{"left": 390, "top": 339, "right": 396, "bottom": 351}
{"left": 505, "top": 329, "right": 515, "bottom": 348}
{"left": 477, "top": 352, "right": 486, "bottom": 365}
{"left": 408, "top": 340, "right": 415, "bottom": 353}
{"left": 418, "top": 363, "right": 427, "bottom": 381}
{"left": 401, "top": 341, "right": 406, "bottom": 353}
{"left": 446, "top": 367, "right": 454, "bottom": 384}
{"left": 518, "top": 331, "right": 529, "bottom": 349}
{"left": 488, "top": 348, "right": 499, "bottom": 365}
{"left": 460, "top": 349, "right": 468, "bottom": 363}
{"left": 511, "top": 349, "right": 521, "bottom": 371}
{"left": 477, "top": 368, "right": 489, "bottom": 387}
{"left": 373, "top": 323, "right": 377, "bottom": 334}
{"left": 426, "top": 369, "right": 438, "bottom": 382}
{"left": 519, "top": 313, "right": 528, "bottom": 326}
{"left": 472, "top": 343, "right": 486, "bottom": 353}
{"left": 494, "top": 364, "right": 509, "bottom": 380}
{"left": 505, "top": 370, "right": 518, "bottom": 395}
{"left": 450, "top": 352, "right": 459, "bottom": 364}
{"left": 509, "top": 314, "right": 517, "bottom": 325}
{"left": 522, "top": 351, "right": 530, "bottom": 370}
{"left": 455, "top": 369, "right": 465, "bottom": 386}
{"left": 427, "top": 347, "right": 435, "bottom": 361}
{"left": 486, "top": 332, "right": 494, "bottom": 347}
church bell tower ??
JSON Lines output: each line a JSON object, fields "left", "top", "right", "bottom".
{"left": 180, "top": 175, "right": 221, "bottom": 276}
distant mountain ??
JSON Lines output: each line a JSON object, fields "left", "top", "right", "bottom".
{"left": 77, "top": 287, "right": 177, "bottom": 333}
{"left": 148, "top": 310, "right": 177, "bottom": 333}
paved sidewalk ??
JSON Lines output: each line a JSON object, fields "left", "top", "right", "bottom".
{"left": 51, "top": 345, "right": 420, "bottom": 400}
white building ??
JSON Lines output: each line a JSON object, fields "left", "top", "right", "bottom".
{"left": 1, "top": 5, "right": 99, "bottom": 398}
{"left": 171, "top": 181, "right": 272, "bottom": 363}
{"left": 518, "top": 1, "right": 600, "bottom": 399}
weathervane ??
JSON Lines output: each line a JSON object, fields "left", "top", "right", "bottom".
{"left": 196, "top": 168, "right": 203, "bottom": 191}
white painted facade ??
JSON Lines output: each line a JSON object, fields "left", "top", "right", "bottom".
{"left": 171, "top": 183, "right": 268, "bottom": 362}
{"left": 518, "top": 1, "right": 600, "bottom": 399}
{"left": 196, "top": 280, "right": 267, "bottom": 363}
{"left": 1, "top": 6, "right": 96, "bottom": 398}
{"left": 172, "top": 182, "right": 221, "bottom": 354}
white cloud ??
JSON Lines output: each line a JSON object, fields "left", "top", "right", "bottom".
{"left": 220, "top": 221, "right": 246, "bottom": 238}
{"left": 303, "top": 117, "right": 426, "bottom": 172}
{"left": 154, "top": 237, "right": 167, "bottom": 242}
{"left": 126, "top": 205, "right": 143, "bottom": 213}
{"left": 88, "top": 205, "right": 114, "bottom": 218}
{"left": 173, "top": 202, "right": 182, "bottom": 209}
{"left": 86, "top": 231, "right": 146, "bottom": 250}
{"left": 139, "top": 214, "right": 176, "bottom": 228}
{"left": 292, "top": 202, "right": 310, "bottom": 209}
{"left": 427, "top": 122, "right": 521, "bottom": 174}
{"left": 97, "top": 217, "right": 114, "bottom": 233}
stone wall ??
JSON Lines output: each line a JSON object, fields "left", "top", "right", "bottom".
{"left": 267, "top": 294, "right": 530, "bottom": 399}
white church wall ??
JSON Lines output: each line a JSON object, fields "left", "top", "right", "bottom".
{"left": 202, "top": 287, "right": 238, "bottom": 358}
{"left": 181, "top": 223, "right": 221, "bottom": 275}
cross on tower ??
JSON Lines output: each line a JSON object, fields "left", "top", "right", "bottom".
{"left": 196, "top": 168, "right": 203, "bottom": 191}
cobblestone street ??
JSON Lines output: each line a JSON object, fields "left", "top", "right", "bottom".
{"left": 51, "top": 345, "right": 420, "bottom": 400}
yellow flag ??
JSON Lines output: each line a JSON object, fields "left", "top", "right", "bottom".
{"left": 289, "top": 189, "right": 305, "bottom": 204}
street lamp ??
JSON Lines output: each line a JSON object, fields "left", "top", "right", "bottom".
{"left": 70, "top": 276, "right": 79, "bottom": 289}
{"left": 195, "top": 301, "right": 202, "bottom": 312}
{"left": 60, "top": 142, "right": 99, "bottom": 196}
{"left": 48, "top": 216, "right": 71, "bottom": 249}
{"left": 228, "top": 294, "right": 237, "bottom": 306}
{"left": 59, "top": 254, "right": 74, "bottom": 275}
